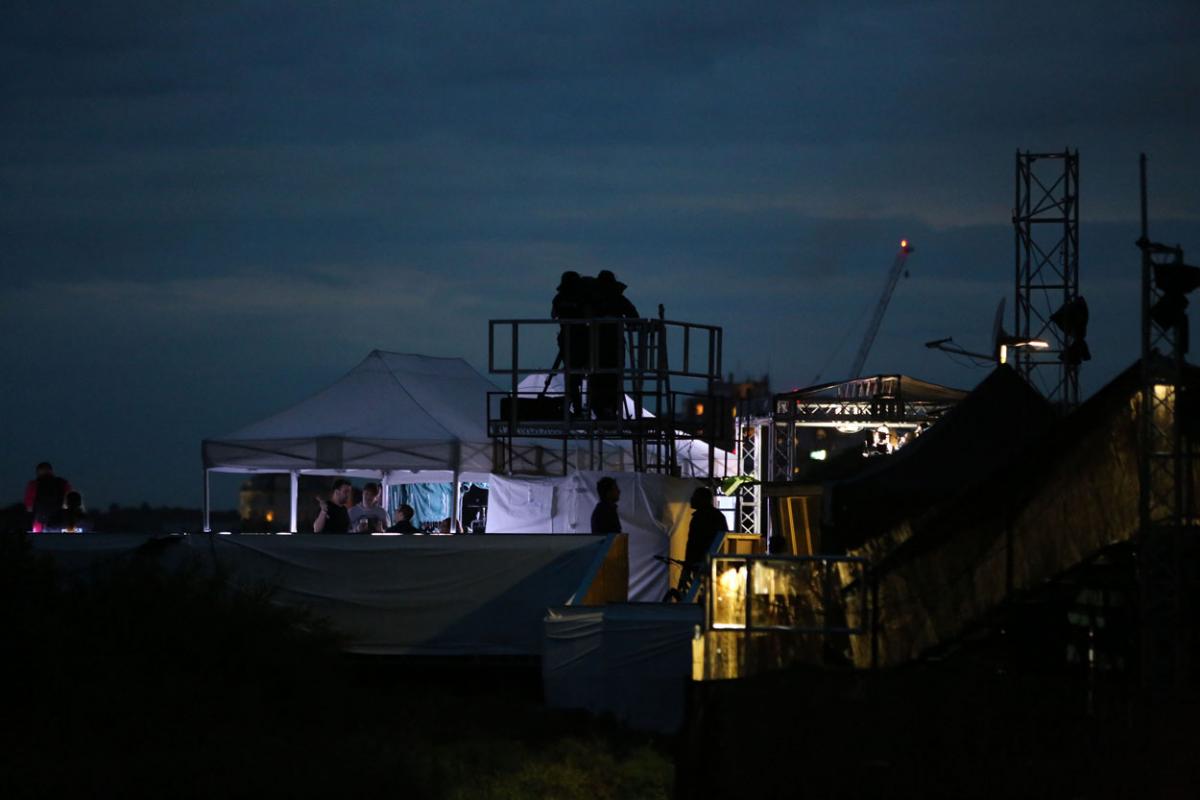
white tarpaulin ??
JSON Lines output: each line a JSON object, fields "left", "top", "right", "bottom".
{"left": 485, "top": 470, "right": 696, "bottom": 601}
{"left": 28, "top": 533, "right": 618, "bottom": 656}
{"left": 543, "top": 603, "right": 704, "bottom": 732}
{"left": 515, "top": 373, "right": 735, "bottom": 478}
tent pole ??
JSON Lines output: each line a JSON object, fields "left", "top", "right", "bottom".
{"left": 289, "top": 471, "right": 299, "bottom": 533}
{"left": 381, "top": 471, "right": 392, "bottom": 525}
{"left": 203, "top": 469, "right": 211, "bottom": 533}
{"left": 452, "top": 474, "right": 463, "bottom": 533}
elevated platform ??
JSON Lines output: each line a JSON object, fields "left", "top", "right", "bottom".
{"left": 488, "top": 317, "right": 724, "bottom": 474}
{"left": 772, "top": 374, "right": 967, "bottom": 428}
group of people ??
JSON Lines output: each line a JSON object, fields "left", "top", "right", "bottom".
{"left": 313, "top": 479, "right": 421, "bottom": 534}
{"left": 551, "top": 270, "right": 641, "bottom": 419}
{"left": 590, "top": 476, "right": 727, "bottom": 600}
{"left": 23, "top": 462, "right": 88, "bottom": 533}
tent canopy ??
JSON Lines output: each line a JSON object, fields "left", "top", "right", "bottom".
{"left": 203, "top": 351, "right": 498, "bottom": 476}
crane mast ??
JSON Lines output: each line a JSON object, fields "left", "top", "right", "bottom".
{"left": 848, "top": 240, "right": 914, "bottom": 379}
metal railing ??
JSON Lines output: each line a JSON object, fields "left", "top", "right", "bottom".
{"left": 705, "top": 553, "right": 875, "bottom": 638}
{"left": 487, "top": 317, "right": 724, "bottom": 475}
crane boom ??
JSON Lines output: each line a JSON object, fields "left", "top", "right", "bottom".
{"left": 848, "top": 241, "right": 914, "bottom": 379}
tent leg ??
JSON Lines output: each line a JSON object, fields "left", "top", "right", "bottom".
{"left": 289, "top": 471, "right": 299, "bottom": 533}
{"left": 203, "top": 469, "right": 212, "bottom": 533}
{"left": 381, "top": 471, "right": 391, "bottom": 525}
{"left": 453, "top": 475, "right": 463, "bottom": 533}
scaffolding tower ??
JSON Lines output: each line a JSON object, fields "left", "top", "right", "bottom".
{"left": 1013, "top": 149, "right": 1082, "bottom": 408}
{"left": 487, "top": 317, "right": 724, "bottom": 477}
{"left": 1136, "top": 154, "right": 1199, "bottom": 695}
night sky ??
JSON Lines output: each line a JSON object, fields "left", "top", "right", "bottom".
{"left": 3, "top": 1, "right": 1198, "bottom": 508}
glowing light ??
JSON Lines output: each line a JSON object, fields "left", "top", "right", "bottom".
{"left": 265, "top": 510, "right": 274, "bottom": 523}
{"left": 999, "top": 344, "right": 1008, "bottom": 364}
{"left": 1154, "top": 384, "right": 1175, "bottom": 400}
{"left": 695, "top": 403, "right": 705, "bottom": 416}
{"left": 1017, "top": 339, "right": 1050, "bottom": 349}
{"left": 810, "top": 449, "right": 828, "bottom": 461}
{"left": 712, "top": 564, "right": 748, "bottom": 629}
{"left": 900, "top": 239, "right": 909, "bottom": 249}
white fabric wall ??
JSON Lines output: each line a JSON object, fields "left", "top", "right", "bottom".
{"left": 486, "top": 471, "right": 696, "bottom": 601}
{"left": 544, "top": 603, "right": 704, "bottom": 733}
{"left": 28, "top": 533, "right": 613, "bottom": 657}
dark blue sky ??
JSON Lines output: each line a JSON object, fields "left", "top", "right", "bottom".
{"left": 3, "top": 1, "right": 1198, "bottom": 508}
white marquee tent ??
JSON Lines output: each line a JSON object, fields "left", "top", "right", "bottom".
{"left": 202, "top": 351, "right": 499, "bottom": 530}
{"left": 202, "top": 351, "right": 732, "bottom": 531}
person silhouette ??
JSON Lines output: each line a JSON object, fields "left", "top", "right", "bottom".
{"left": 551, "top": 271, "right": 590, "bottom": 415}
{"left": 590, "top": 270, "right": 639, "bottom": 420}
{"left": 61, "top": 491, "right": 89, "bottom": 533}
{"left": 673, "top": 486, "right": 727, "bottom": 598}
{"left": 24, "top": 462, "right": 72, "bottom": 533}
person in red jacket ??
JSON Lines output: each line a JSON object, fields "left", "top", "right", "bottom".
{"left": 24, "top": 462, "right": 72, "bottom": 533}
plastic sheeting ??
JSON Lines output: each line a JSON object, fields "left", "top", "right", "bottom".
{"left": 28, "top": 532, "right": 618, "bottom": 656}
{"left": 486, "top": 471, "right": 696, "bottom": 601}
{"left": 389, "top": 482, "right": 453, "bottom": 527}
{"left": 543, "top": 604, "right": 703, "bottom": 733}
{"left": 516, "top": 373, "right": 735, "bottom": 478}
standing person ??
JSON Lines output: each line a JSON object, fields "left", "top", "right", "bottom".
{"left": 387, "top": 504, "right": 419, "bottom": 533}
{"left": 314, "top": 478, "right": 352, "bottom": 533}
{"left": 590, "top": 270, "right": 639, "bottom": 420}
{"left": 590, "top": 476, "right": 623, "bottom": 534}
{"left": 673, "top": 486, "right": 728, "bottom": 598}
{"left": 24, "top": 462, "right": 72, "bottom": 533}
{"left": 349, "top": 482, "right": 389, "bottom": 533}
{"left": 551, "top": 270, "right": 590, "bottom": 416}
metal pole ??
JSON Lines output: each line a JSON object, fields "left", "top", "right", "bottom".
{"left": 452, "top": 474, "right": 462, "bottom": 533}
{"left": 203, "top": 469, "right": 211, "bottom": 533}
{"left": 289, "top": 470, "right": 299, "bottom": 533}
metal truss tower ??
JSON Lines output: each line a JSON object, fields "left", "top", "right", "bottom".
{"left": 1136, "top": 154, "right": 1199, "bottom": 695}
{"left": 736, "top": 420, "right": 765, "bottom": 534}
{"left": 1014, "top": 150, "right": 1081, "bottom": 408}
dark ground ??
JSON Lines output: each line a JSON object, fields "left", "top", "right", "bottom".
{"left": 676, "top": 652, "right": 1200, "bottom": 799}
{"left": 0, "top": 536, "right": 672, "bottom": 799}
{"left": 9, "top": 531, "right": 1198, "bottom": 799}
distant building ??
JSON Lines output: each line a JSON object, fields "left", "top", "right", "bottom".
{"left": 680, "top": 373, "right": 772, "bottom": 448}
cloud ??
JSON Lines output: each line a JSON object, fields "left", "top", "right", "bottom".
{"left": 2, "top": 1, "right": 1199, "bottom": 506}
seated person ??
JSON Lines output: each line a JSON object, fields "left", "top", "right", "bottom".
{"left": 386, "top": 504, "right": 419, "bottom": 534}
{"left": 61, "top": 491, "right": 89, "bottom": 533}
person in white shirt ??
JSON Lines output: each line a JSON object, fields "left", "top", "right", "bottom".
{"left": 348, "top": 482, "right": 389, "bottom": 533}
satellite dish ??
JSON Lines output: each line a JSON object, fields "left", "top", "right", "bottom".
{"left": 990, "top": 297, "right": 1007, "bottom": 354}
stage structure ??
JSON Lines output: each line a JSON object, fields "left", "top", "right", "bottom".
{"left": 1136, "top": 154, "right": 1200, "bottom": 695}
{"left": 1013, "top": 149, "right": 1084, "bottom": 408}
{"left": 733, "top": 375, "right": 966, "bottom": 538}
{"left": 487, "top": 317, "right": 724, "bottom": 477}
